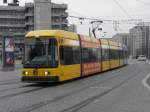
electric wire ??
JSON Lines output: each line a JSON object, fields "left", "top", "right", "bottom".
{"left": 136, "top": 0, "right": 150, "bottom": 6}
{"left": 112, "top": 0, "right": 132, "bottom": 19}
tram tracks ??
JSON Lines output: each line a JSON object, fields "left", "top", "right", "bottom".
{"left": 0, "top": 79, "right": 19, "bottom": 86}
{"left": 60, "top": 65, "right": 148, "bottom": 112}
{"left": 0, "top": 86, "right": 48, "bottom": 100}
{"left": 0, "top": 83, "right": 39, "bottom": 93}
{"left": 0, "top": 64, "right": 128, "bottom": 97}
{"left": 0, "top": 81, "right": 51, "bottom": 101}
{"left": 11, "top": 64, "right": 141, "bottom": 112}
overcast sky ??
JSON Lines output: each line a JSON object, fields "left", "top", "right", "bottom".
{"left": 1, "top": 0, "right": 150, "bottom": 38}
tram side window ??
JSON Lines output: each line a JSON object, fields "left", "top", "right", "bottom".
{"left": 60, "top": 46, "right": 80, "bottom": 65}
{"left": 110, "top": 49, "right": 119, "bottom": 60}
{"left": 94, "top": 48, "right": 101, "bottom": 61}
{"left": 82, "top": 48, "right": 101, "bottom": 63}
{"left": 82, "top": 48, "right": 89, "bottom": 62}
{"left": 102, "top": 49, "right": 109, "bottom": 61}
{"left": 119, "top": 50, "right": 124, "bottom": 59}
{"left": 72, "top": 47, "right": 80, "bottom": 64}
{"left": 90, "top": 49, "right": 97, "bottom": 62}
{"left": 96, "top": 48, "right": 101, "bottom": 61}
{"left": 91, "top": 48, "right": 101, "bottom": 62}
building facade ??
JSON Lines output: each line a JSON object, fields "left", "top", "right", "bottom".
{"left": 51, "top": 3, "right": 68, "bottom": 30}
{"left": 112, "top": 33, "right": 131, "bottom": 56}
{"left": 34, "top": 0, "right": 52, "bottom": 30}
{"left": 0, "top": 2, "right": 68, "bottom": 55}
{"left": 112, "top": 33, "right": 130, "bottom": 45}
{"left": 25, "top": 3, "right": 34, "bottom": 32}
{"left": 129, "top": 26, "right": 150, "bottom": 58}
{"left": 0, "top": 4, "right": 25, "bottom": 52}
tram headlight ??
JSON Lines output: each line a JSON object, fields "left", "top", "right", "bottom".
{"left": 45, "top": 71, "right": 48, "bottom": 75}
{"left": 25, "top": 71, "right": 28, "bottom": 75}
{"left": 23, "top": 71, "right": 28, "bottom": 75}
{"left": 44, "top": 71, "right": 50, "bottom": 75}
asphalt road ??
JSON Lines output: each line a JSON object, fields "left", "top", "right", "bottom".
{"left": 0, "top": 60, "right": 150, "bottom": 112}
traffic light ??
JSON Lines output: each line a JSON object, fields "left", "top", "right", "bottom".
{"left": 13, "top": 0, "right": 19, "bottom": 4}
{"left": 3, "top": 0, "right": 7, "bottom": 3}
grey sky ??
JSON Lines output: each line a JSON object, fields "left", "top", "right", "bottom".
{"left": 1, "top": 0, "right": 150, "bottom": 37}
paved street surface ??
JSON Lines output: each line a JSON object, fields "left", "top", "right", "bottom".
{"left": 0, "top": 60, "right": 150, "bottom": 112}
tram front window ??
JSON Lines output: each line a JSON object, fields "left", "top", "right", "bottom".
{"left": 24, "top": 38, "right": 58, "bottom": 68}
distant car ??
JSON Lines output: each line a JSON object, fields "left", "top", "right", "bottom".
{"left": 137, "top": 55, "right": 147, "bottom": 61}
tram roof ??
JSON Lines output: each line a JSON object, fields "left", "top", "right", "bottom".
{"left": 25, "top": 30, "right": 79, "bottom": 40}
{"left": 100, "top": 39, "right": 109, "bottom": 45}
{"left": 79, "top": 35, "right": 100, "bottom": 44}
{"left": 108, "top": 40, "right": 119, "bottom": 46}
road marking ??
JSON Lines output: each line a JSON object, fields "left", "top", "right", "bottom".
{"left": 142, "top": 72, "right": 150, "bottom": 90}
{"left": 93, "top": 99, "right": 100, "bottom": 103}
{"left": 43, "top": 98, "right": 54, "bottom": 104}
{"left": 90, "top": 86, "right": 111, "bottom": 89}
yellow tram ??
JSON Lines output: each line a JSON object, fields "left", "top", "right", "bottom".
{"left": 21, "top": 30, "right": 127, "bottom": 83}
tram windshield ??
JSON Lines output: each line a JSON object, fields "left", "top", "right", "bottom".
{"left": 24, "top": 38, "right": 58, "bottom": 68}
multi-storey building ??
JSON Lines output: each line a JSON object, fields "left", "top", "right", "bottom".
{"left": 112, "top": 33, "right": 131, "bottom": 56}
{"left": 112, "top": 33, "right": 130, "bottom": 45}
{"left": 25, "top": 2, "right": 68, "bottom": 31}
{"left": 0, "top": 1, "right": 68, "bottom": 55}
{"left": 25, "top": 3, "right": 34, "bottom": 32}
{"left": 51, "top": 3, "right": 68, "bottom": 30}
{"left": 0, "top": 4, "right": 25, "bottom": 52}
{"left": 129, "top": 26, "right": 150, "bottom": 58}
